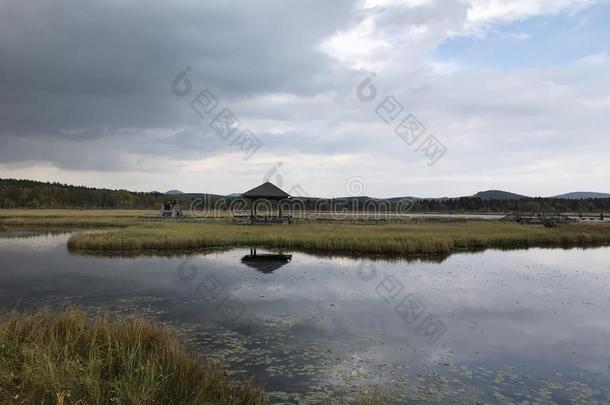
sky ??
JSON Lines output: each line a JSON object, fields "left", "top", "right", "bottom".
{"left": 0, "top": 0, "right": 609, "bottom": 198}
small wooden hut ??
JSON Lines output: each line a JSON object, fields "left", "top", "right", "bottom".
{"left": 160, "top": 201, "right": 182, "bottom": 219}
{"left": 241, "top": 182, "right": 292, "bottom": 224}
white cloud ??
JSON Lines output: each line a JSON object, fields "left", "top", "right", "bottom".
{"left": 466, "top": 0, "right": 603, "bottom": 26}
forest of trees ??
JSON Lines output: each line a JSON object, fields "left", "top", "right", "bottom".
{"left": 403, "top": 196, "right": 609, "bottom": 214}
{"left": 292, "top": 196, "right": 610, "bottom": 214}
{"left": 0, "top": 179, "right": 191, "bottom": 209}
{"left": 1, "top": 178, "right": 609, "bottom": 213}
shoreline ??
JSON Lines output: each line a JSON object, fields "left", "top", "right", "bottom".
{"left": 0, "top": 309, "right": 384, "bottom": 405}
{"left": 66, "top": 242, "right": 610, "bottom": 262}
{"left": 0, "top": 309, "right": 265, "bottom": 405}
{"left": 65, "top": 221, "right": 610, "bottom": 256}
{"left": 2, "top": 210, "right": 609, "bottom": 257}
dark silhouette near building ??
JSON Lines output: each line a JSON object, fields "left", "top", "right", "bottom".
{"left": 241, "top": 248, "right": 292, "bottom": 273}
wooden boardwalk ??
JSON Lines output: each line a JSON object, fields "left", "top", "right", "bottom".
{"left": 502, "top": 212, "right": 578, "bottom": 225}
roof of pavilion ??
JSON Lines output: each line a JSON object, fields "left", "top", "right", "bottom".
{"left": 241, "top": 182, "right": 291, "bottom": 199}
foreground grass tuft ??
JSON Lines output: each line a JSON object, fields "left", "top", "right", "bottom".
{"left": 68, "top": 222, "right": 610, "bottom": 256}
{"left": 0, "top": 310, "right": 264, "bottom": 405}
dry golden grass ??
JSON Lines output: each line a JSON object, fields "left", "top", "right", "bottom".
{"left": 0, "top": 309, "right": 264, "bottom": 405}
{"left": 67, "top": 221, "right": 610, "bottom": 256}
{"left": 0, "top": 209, "right": 157, "bottom": 218}
{"left": 5, "top": 209, "right": 610, "bottom": 256}
{"left": 0, "top": 209, "right": 155, "bottom": 228}
{"left": 0, "top": 309, "right": 386, "bottom": 405}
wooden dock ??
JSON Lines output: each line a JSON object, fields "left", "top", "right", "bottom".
{"left": 501, "top": 212, "right": 578, "bottom": 225}
{"left": 233, "top": 214, "right": 294, "bottom": 224}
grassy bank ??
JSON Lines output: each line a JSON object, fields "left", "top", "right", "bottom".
{"left": 0, "top": 309, "right": 263, "bottom": 404}
{"left": 67, "top": 221, "right": 610, "bottom": 256}
{"left": 0, "top": 310, "right": 382, "bottom": 405}
{"left": 0, "top": 209, "right": 154, "bottom": 228}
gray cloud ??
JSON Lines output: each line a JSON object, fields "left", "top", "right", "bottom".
{"left": 0, "top": 0, "right": 356, "bottom": 135}
{"left": 0, "top": 0, "right": 608, "bottom": 197}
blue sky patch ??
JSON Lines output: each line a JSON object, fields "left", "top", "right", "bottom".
{"left": 435, "top": 2, "right": 610, "bottom": 69}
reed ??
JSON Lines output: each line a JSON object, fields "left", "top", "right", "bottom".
{"left": 0, "top": 209, "right": 154, "bottom": 228}
{"left": 0, "top": 309, "right": 386, "bottom": 405}
{"left": 0, "top": 209, "right": 157, "bottom": 218}
{"left": 67, "top": 222, "right": 610, "bottom": 255}
{"left": 0, "top": 309, "right": 264, "bottom": 405}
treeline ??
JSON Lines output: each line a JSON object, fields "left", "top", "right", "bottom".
{"left": 288, "top": 196, "right": 610, "bottom": 214}
{"left": 183, "top": 195, "right": 610, "bottom": 214}
{"left": 0, "top": 179, "right": 191, "bottom": 209}
{"left": 401, "top": 196, "right": 610, "bottom": 214}
{"left": 1, "top": 178, "right": 609, "bottom": 213}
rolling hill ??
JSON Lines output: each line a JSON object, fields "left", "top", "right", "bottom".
{"left": 2, "top": 178, "right": 610, "bottom": 212}
{"left": 553, "top": 192, "right": 610, "bottom": 199}
{"left": 474, "top": 190, "right": 529, "bottom": 200}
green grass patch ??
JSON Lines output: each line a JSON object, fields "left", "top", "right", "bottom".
{"left": 67, "top": 222, "right": 610, "bottom": 256}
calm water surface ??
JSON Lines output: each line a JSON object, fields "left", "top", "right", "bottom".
{"left": 1, "top": 230, "right": 610, "bottom": 404}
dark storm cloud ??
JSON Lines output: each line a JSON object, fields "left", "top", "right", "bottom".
{"left": 0, "top": 0, "right": 357, "bottom": 136}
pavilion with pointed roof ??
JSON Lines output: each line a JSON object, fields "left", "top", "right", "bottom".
{"left": 241, "top": 182, "right": 292, "bottom": 223}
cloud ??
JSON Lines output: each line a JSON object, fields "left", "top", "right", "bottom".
{"left": 0, "top": 0, "right": 608, "bottom": 197}
{"left": 466, "top": 0, "right": 604, "bottom": 26}
{"left": 0, "top": 0, "right": 357, "bottom": 135}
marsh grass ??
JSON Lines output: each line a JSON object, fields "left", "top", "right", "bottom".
{"left": 0, "top": 309, "right": 264, "bottom": 405}
{"left": 0, "top": 209, "right": 155, "bottom": 228}
{"left": 0, "top": 209, "right": 157, "bottom": 218}
{"left": 67, "top": 221, "right": 610, "bottom": 255}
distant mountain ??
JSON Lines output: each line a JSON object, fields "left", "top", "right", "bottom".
{"left": 386, "top": 196, "right": 424, "bottom": 202}
{"left": 474, "top": 190, "right": 529, "bottom": 200}
{"left": 553, "top": 192, "right": 610, "bottom": 200}
{"left": 134, "top": 188, "right": 610, "bottom": 201}
{"left": 3, "top": 178, "right": 610, "bottom": 213}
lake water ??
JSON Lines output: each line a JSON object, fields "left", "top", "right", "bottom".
{"left": 1, "top": 230, "right": 610, "bottom": 404}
